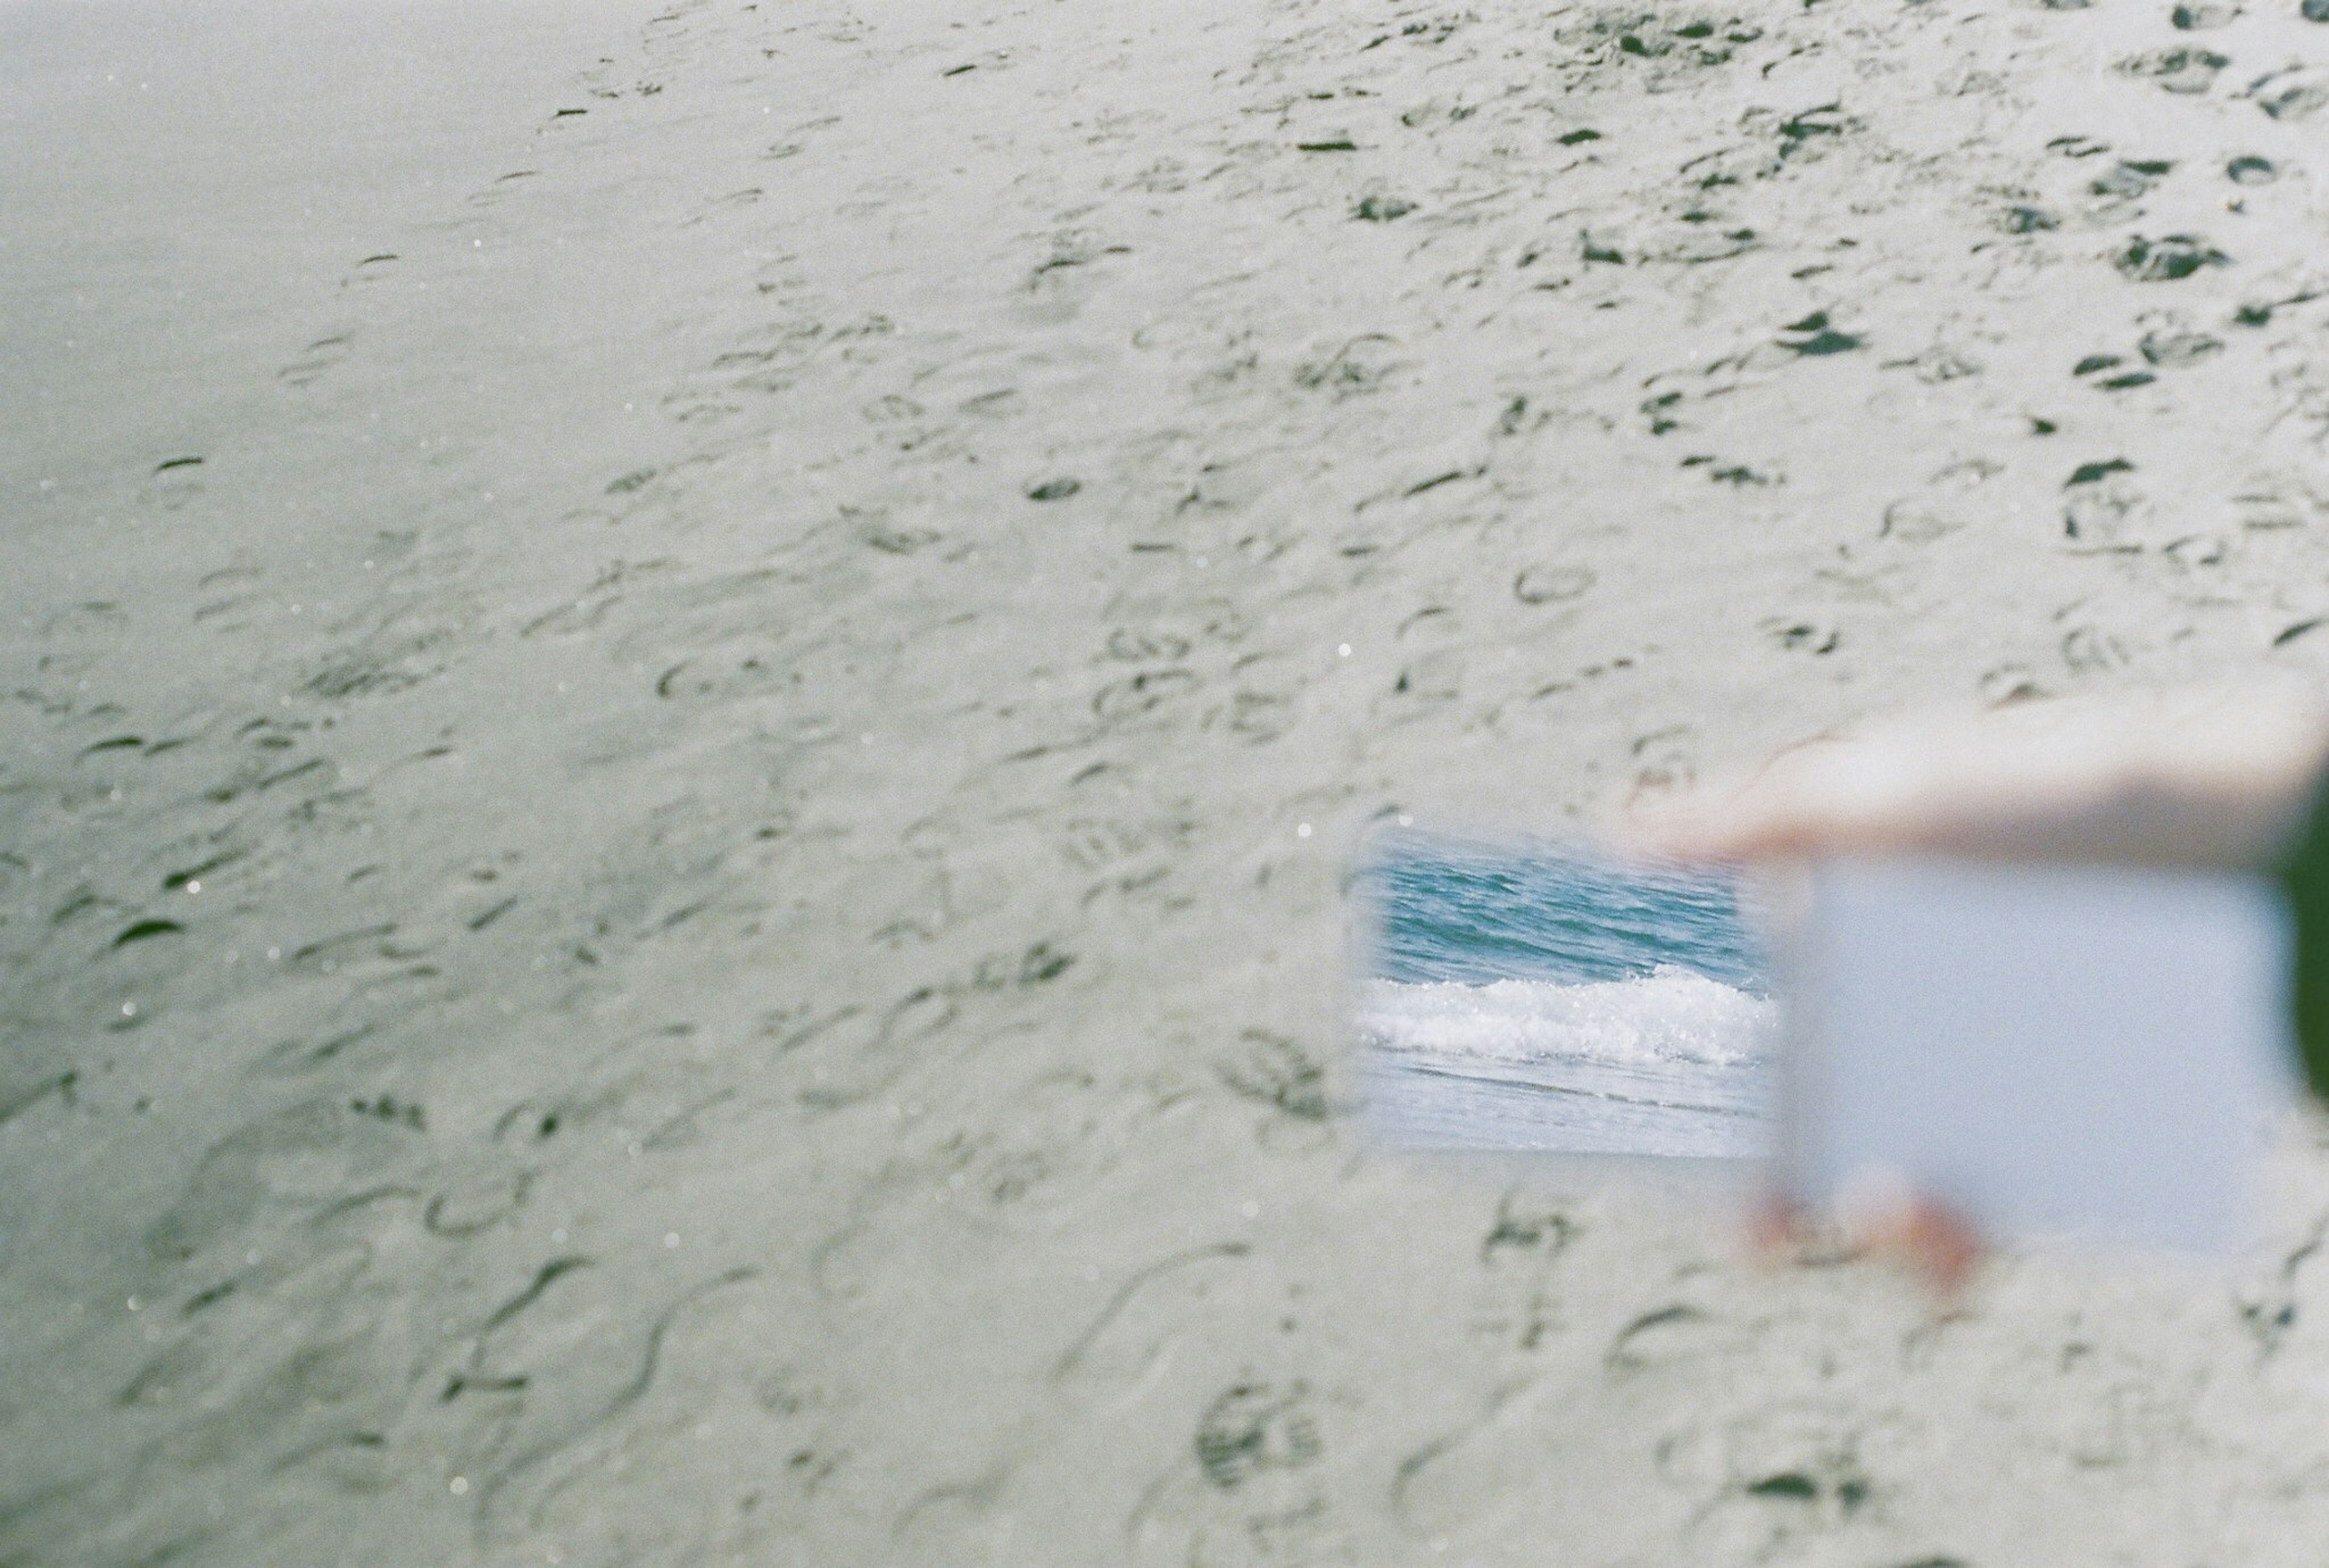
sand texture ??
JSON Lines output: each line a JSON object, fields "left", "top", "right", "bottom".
{"left": 14, "top": 0, "right": 2329, "bottom": 1561}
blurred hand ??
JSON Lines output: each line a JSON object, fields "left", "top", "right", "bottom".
{"left": 1632, "top": 685, "right": 2329, "bottom": 1292}
{"left": 1751, "top": 1185, "right": 1983, "bottom": 1299}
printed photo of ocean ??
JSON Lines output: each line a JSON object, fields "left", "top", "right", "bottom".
{"left": 1354, "top": 833, "right": 1775, "bottom": 1159}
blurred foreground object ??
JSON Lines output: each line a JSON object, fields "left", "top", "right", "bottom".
{"left": 1626, "top": 686, "right": 2329, "bottom": 1286}
{"left": 1783, "top": 856, "right": 2291, "bottom": 1255}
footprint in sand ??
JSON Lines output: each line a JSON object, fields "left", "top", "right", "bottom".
{"left": 278, "top": 333, "right": 354, "bottom": 389}
{"left": 338, "top": 252, "right": 398, "bottom": 289}
{"left": 144, "top": 455, "right": 207, "bottom": 512}
{"left": 2118, "top": 46, "right": 2228, "bottom": 95}
{"left": 464, "top": 169, "right": 538, "bottom": 210}
{"left": 2090, "top": 159, "right": 2173, "bottom": 202}
{"left": 2116, "top": 234, "right": 2228, "bottom": 282}
{"left": 2250, "top": 64, "right": 2329, "bottom": 119}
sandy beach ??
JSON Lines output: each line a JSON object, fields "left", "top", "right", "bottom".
{"left": 14, "top": 0, "right": 2329, "bottom": 1561}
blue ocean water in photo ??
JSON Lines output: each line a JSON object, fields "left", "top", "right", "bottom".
{"left": 1354, "top": 832, "right": 1776, "bottom": 1158}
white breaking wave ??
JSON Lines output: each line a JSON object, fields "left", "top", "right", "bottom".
{"left": 1357, "top": 967, "right": 1773, "bottom": 1070}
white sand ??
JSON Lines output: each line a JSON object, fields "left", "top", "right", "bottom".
{"left": 11, "top": 0, "right": 2329, "bottom": 1560}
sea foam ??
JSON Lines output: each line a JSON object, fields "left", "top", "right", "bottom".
{"left": 1356, "top": 966, "right": 1773, "bottom": 1070}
